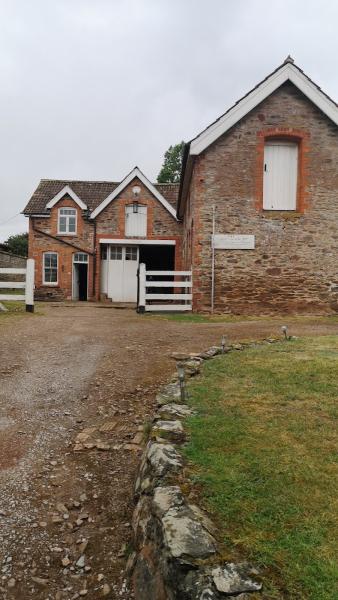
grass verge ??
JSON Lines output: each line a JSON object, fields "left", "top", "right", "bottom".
{"left": 146, "top": 312, "right": 338, "bottom": 324}
{"left": 184, "top": 336, "right": 338, "bottom": 599}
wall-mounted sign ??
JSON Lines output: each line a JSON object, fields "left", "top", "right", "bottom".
{"left": 212, "top": 234, "right": 255, "bottom": 250}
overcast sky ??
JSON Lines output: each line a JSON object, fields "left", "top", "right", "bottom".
{"left": 0, "top": 0, "right": 337, "bottom": 241}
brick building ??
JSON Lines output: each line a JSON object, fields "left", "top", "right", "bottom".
{"left": 23, "top": 167, "right": 181, "bottom": 302}
{"left": 23, "top": 58, "right": 338, "bottom": 313}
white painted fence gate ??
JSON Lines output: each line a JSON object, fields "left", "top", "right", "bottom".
{"left": 0, "top": 258, "right": 35, "bottom": 312}
{"left": 137, "top": 263, "right": 192, "bottom": 312}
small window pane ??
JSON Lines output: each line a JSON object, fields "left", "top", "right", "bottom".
{"left": 101, "top": 246, "right": 107, "bottom": 260}
{"left": 68, "top": 217, "right": 76, "bottom": 232}
{"left": 125, "top": 247, "right": 138, "bottom": 261}
{"left": 110, "top": 246, "right": 122, "bottom": 260}
{"left": 59, "top": 217, "right": 67, "bottom": 232}
{"left": 74, "top": 253, "right": 88, "bottom": 263}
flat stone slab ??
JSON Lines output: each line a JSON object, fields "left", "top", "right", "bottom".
{"left": 147, "top": 443, "right": 183, "bottom": 477}
{"left": 157, "top": 403, "right": 193, "bottom": 421}
{"left": 212, "top": 564, "right": 262, "bottom": 595}
{"left": 156, "top": 382, "right": 182, "bottom": 405}
{"left": 152, "top": 420, "right": 185, "bottom": 443}
{"left": 153, "top": 487, "right": 216, "bottom": 561}
{"left": 153, "top": 486, "right": 184, "bottom": 517}
{"left": 163, "top": 511, "right": 216, "bottom": 560}
{"left": 199, "top": 346, "right": 222, "bottom": 359}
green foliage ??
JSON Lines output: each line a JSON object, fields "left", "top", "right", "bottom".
{"left": 185, "top": 336, "right": 338, "bottom": 599}
{"left": 3, "top": 232, "right": 28, "bottom": 257}
{"left": 157, "top": 141, "right": 185, "bottom": 183}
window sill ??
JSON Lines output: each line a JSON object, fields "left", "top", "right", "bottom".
{"left": 57, "top": 233, "right": 77, "bottom": 237}
{"left": 42, "top": 283, "right": 59, "bottom": 287}
{"left": 261, "top": 211, "right": 303, "bottom": 219}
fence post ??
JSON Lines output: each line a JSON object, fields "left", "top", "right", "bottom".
{"left": 138, "top": 263, "right": 146, "bottom": 313}
{"left": 25, "top": 258, "right": 35, "bottom": 313}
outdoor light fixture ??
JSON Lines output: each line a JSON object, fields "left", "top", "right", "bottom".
{"left": 281, "top": 325, "right": 288, "bottom": 340}
{"left": 133, "top": 202, "right": 139, "bottom": 213}
{"left": 132, "top": 185, "right": 141, "bottom": 197}
{"left": 177, "top": 362, "right": 186, "bottom": 403}
{"left": 221, "top": 335, "right": 227, "bottom": 353}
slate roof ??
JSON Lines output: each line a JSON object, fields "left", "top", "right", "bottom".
{"left": 23, "top": 179, "right": 180, "bottom": 215}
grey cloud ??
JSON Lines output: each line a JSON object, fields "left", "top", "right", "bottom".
{"left": 0, "top": 0, "right": 337, "bottom": 240}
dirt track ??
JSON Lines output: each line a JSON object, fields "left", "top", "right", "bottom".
{"left": 0, "top": 303, "right": 337, "bottom": 600}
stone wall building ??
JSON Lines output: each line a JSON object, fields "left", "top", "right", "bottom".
{"left": 23, "top": 58, "right": 338, "bottom": 313}
{"left": 178, "top": 58, "right": 338, "bottom": 314}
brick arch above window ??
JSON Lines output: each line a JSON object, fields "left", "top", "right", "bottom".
{"left": 255, "top": 128, "right": 310, "bottom": 213}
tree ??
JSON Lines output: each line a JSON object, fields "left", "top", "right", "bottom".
{"left": 3, "top": 232, "right": 28, "bottom": 257}
{"left": 157, "top": 141, "right": 185, "bottom": 183}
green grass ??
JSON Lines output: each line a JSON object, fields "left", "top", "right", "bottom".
{"left": 184, "top": 336, "right": 338, "bottom": 599}
{"left": 0, "top": 300, "right": 42, "bottom": 321}
{"left": 147, "top": 312, "right": 338, "bottom": 324}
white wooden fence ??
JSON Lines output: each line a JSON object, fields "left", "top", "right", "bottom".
{"left": 138, "top": 263, "right": 192, "bottom": 312}
{"left": 0, "top": 258, "right": 35, "bottom": 312}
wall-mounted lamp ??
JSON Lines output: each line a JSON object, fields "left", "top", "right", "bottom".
{"left": 132, "top": 185, "right": 141, "bottom": 197}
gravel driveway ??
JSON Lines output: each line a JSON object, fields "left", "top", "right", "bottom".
{"left": 0, "top": 303, "right": 337, "bottom": 600}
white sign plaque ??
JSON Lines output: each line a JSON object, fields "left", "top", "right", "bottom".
{"left": 212, "top": 234, "right": 255, "bottom": 250}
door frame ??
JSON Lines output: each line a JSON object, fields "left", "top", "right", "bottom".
{"left": 72, "top": 253, "right": 89, "bottom": 301}
{"left": 107, "top": 244, "right": 139, "bottom": 302}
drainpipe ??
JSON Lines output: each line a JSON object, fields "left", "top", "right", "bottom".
{"left": 92, "top": 219, "right": 96, "bottom": 299}
{"left": 211, "top": 204, "right": 216, "bottom": 313}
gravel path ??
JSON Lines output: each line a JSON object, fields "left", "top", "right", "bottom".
{"left": 0, "top": 303, "right": 337, "bottom": 600}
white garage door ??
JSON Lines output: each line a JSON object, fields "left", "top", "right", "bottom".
{"left": 107, "top": 245, "right": 139, "bottom": 302}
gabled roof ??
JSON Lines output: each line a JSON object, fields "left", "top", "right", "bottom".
{"left": 23, "top": 173, "right": 179, "bottom": 216}
{"left": 177, "top": 57, "right": 338, "bottom": 217}
{"left": 46, "top": 185, "right": 87, "bottom": 210}
{"left": 90, "top": 166, "right": 178, "bottom": 220}
{"left": 190, "top": 57, "right": 338, "bottom": 156}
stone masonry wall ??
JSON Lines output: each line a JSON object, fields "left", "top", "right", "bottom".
{"left": 129, "top": 341, "right": 286, "bottom": 600}
{"left": 183, "top": 82, "right": 338, "bottom": 314}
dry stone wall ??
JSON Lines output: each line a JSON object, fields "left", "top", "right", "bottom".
{"left": 130, "top": 340, "right": 284, "bottom": 599}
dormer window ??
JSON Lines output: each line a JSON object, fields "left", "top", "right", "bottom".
{"left": 58, "top": 208, "right": 77, "bottom": 234}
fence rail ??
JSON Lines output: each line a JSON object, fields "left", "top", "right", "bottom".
{"left": 137, "top": 263, "right": 192, "bottom": 312}
{"left": 0, "top": 259, "right": 35, "bottom": 312}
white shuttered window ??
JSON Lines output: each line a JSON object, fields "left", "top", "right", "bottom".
{"left": 125, "top": 204, "right": 147, "bottom": 237}
{"left": 263, "top": 141, "right": 298, "bottom": 210}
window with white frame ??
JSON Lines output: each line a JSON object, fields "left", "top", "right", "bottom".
{"left": 58, "top": 208, "right": 77, "bottom": 234}
{"left": 73, "top": 253, "right": 88, "bottom": 263}
{"left": 43, "top": 252, "right": 58, "bottom": 284}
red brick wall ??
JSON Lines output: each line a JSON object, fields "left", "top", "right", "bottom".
{"left": 183, "top": 82, "right": 338, "bottom": 314}
{"left": 29, "top": 179, "right": 182, "bottom": 301}
{"left": 94, "top": 178, "right": 182, "bottom": 299}
{"left": 29, "top": 196, "right": 95, "bottom": 300}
